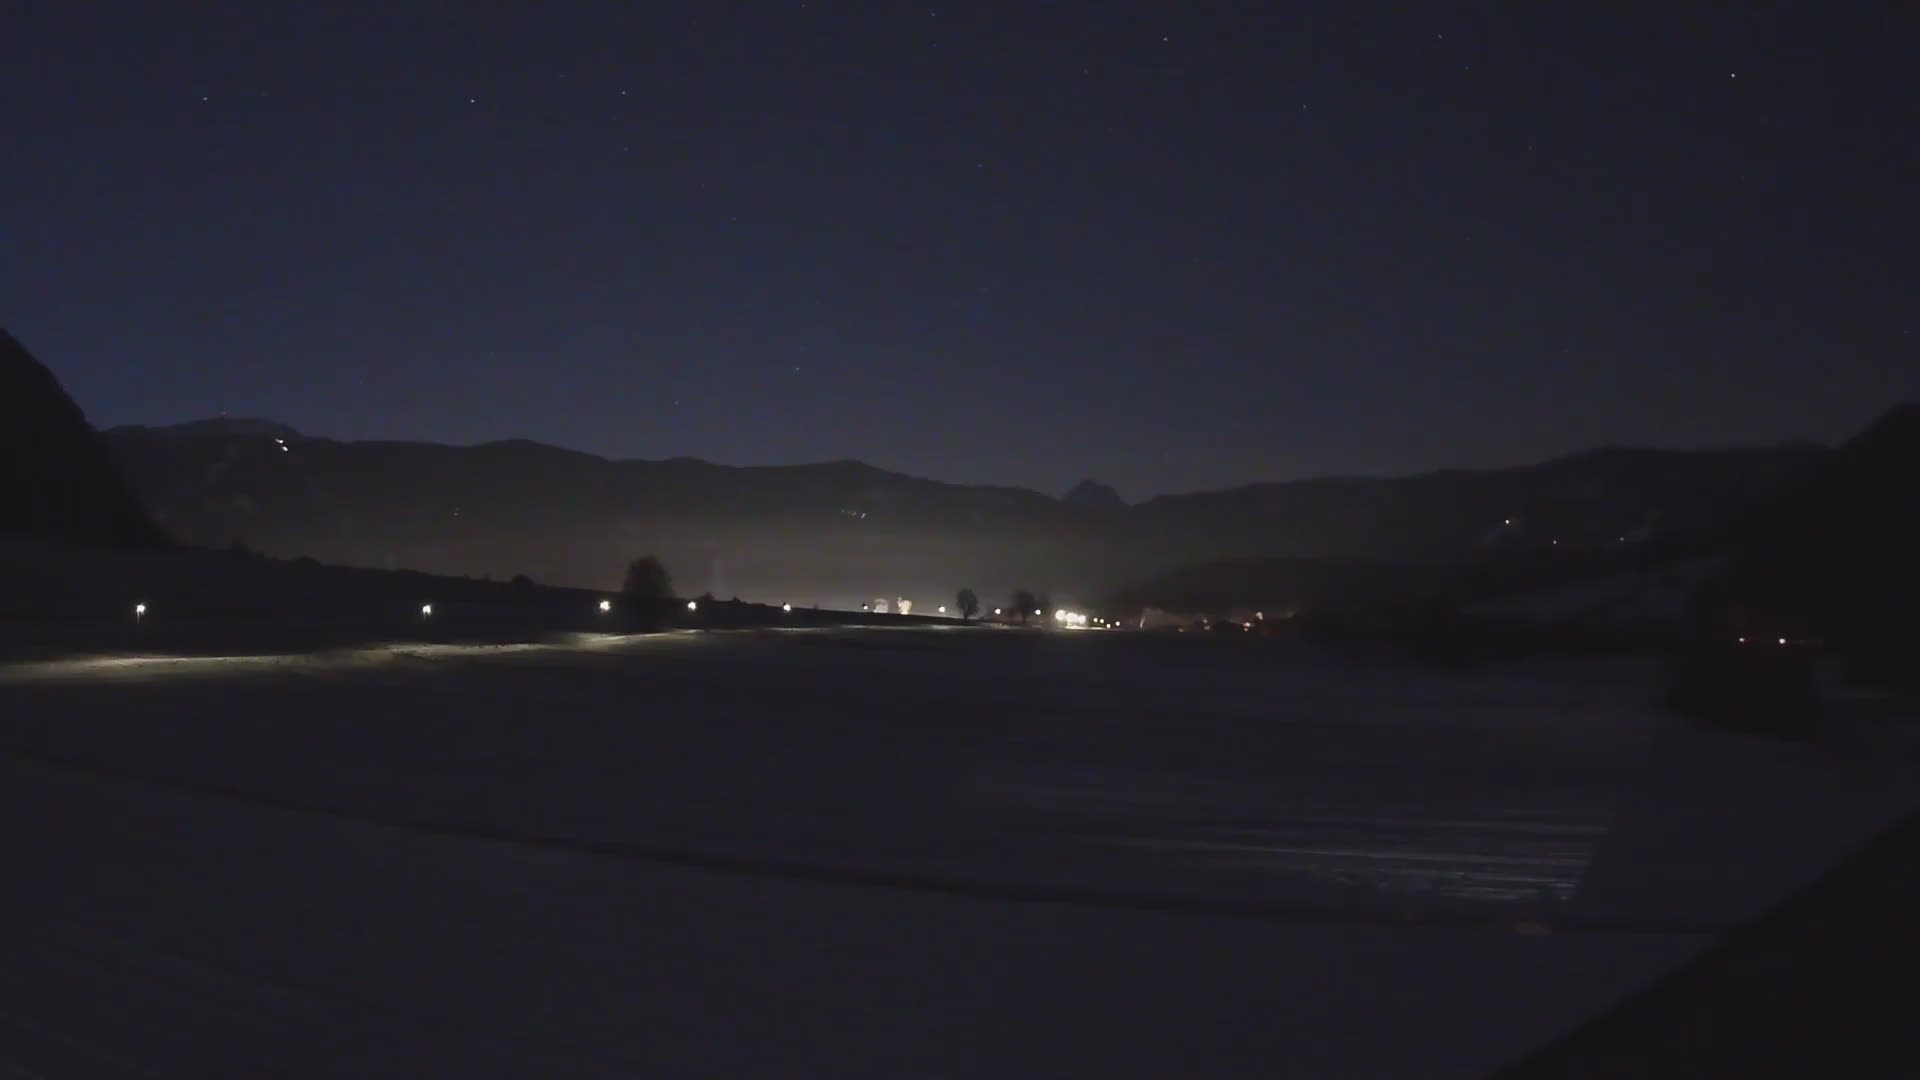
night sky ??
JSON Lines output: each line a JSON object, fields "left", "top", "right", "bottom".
{"left": 4, "top": 3, "right": 1912, "bottom": 498}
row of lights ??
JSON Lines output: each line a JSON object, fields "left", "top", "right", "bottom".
{"left": 132, "top": 598, "right": 803, "bottom": 621}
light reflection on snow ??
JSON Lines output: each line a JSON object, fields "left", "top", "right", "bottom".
{"left": 0, "top": 633, "right": 703, "bottom": 683}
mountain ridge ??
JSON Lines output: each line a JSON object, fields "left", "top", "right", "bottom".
{"left": 106, "top": 417, "right": 1828, "bottom": 506}
{"left": 102, "top": 414, "right": 1835, "bottom": 607}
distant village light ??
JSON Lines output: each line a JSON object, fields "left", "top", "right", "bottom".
{"left": 598, "top": 599, "right": 612, "bottom": 613}
{"left": 687, "top": 600, "right": 698, "bottom": 612}
{"left": 782, "top": 603, "right": 792, "bottom": 613}
{"left": 421, "top": 603, "right": 433, "bottom": 618}
{"left": 134, "top": 602, "right": 147, "bottom": 619}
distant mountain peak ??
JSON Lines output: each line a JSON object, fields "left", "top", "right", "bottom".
{"left": 1064, "top": 478, "right": 1126, "bottom": 508}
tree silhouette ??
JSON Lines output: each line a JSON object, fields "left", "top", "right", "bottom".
{"left": 1011, "top": 588, "right": 1037, "bottom": 625}
{"left": 622, "top": 555, "right": 672, "bottom": 603}
{"left": 956, "top": 587, "right": 979, "bottom": 622}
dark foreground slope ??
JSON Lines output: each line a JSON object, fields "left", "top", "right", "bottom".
{"left": 1497, "top": 803, "right": 1920, "bottom": 1078}
{"left": 0, "top": 330, "right": 165, "bottom": 548}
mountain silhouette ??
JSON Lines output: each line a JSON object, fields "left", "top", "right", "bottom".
{"left": 0, "top": 329, "right": 165, "bottom": 548}
{"left": 103, "top": 416, "right": 1824, "bottom": 607}
{"left": 1725, "top": 403, "right": 1920, "bottom": 673}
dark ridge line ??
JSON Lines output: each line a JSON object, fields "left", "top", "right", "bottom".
{"left": 3, "top": 744, "right": 1727, "bottom": 939}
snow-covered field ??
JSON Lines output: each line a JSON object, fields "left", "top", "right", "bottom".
{"left": 2, "top": 628, "right": 1912, "bottom": 1077}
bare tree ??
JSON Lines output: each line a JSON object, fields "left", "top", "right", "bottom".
{"left": 622, "top": 555, "right": 672, "bottom": 603}
{"left": 1011, "top": 588, "right": 1037, "bottom": 625}
{"left": 956, "top": 587, "right": 979, "bottom": 622}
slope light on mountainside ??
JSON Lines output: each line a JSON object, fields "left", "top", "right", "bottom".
{"left": 0, "top": 330, "right": 166, "bottom": 549}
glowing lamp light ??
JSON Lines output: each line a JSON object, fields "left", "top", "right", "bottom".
{"left": 938, "top": 605, "right": 946, "bottom": 614}
{"left": 133, "top": 602, "right": 147, "bottom": 619}
{"left": 598, "top": 599, "right": 612, "bottom": 613}
{"left": 782, "top": 603, "right": 792, "bottom": 613}
{"left": 993, "top": 608, "right": 1002, "bottom": 616}
{"left": 1778, "top": 637, "right": 1788, "bottom": 646}
{"left": 1034, "top": 609, "right": 1042, "bottom": 616}
{"left": 420, "top": 603, "right": 433, "bottom": 618}
{"left": 687, "top": 600, "right": 698, "bottom": 612}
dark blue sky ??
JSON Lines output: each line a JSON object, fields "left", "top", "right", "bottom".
{"left": 4, "top": 2, "right": 1912, "bottom": 497}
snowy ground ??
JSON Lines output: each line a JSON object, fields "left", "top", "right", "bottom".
{"left": 2, "top": 628, "right": 1913, "bottom": 1077}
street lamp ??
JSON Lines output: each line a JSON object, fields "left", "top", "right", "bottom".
{"left": 598, "top": 599, "right": 613, "bottom": 613}
{"left": 687, "top": 600, "right": 698, "bottom": 612}
{"left": 420, "top": 603, "right": 433, "bottom": 618}
{"left": 782, "top": 603, "right": 792, "bottom": 613}
{"left": 133, "top": 602, "right": 147, "bottom": 621}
